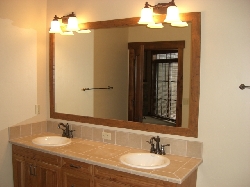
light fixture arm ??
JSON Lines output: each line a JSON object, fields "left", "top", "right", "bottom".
{"left": 146, "top": 0, "right": 176, "bottom": 8}
{"left": 52, "top": 15, "right": 60, "bottom": 21}
{"left": 52, "top": 12, "right": 77, "bottom": 24}
{"left": 145, "top": 0, "right": 177, "bottom": 14}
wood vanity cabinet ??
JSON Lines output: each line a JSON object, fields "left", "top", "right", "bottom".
{"left": 12, "top": 145, "right": 197, "bottom": 187}
{"left": 93, "top": 166, "right": 197, "bottom": 187}
{"left": 12, "top": 145, "right": 61, "bottom": 187}
{"left": 61, "top": 157, "right": 93, "bottom": 187}
{"left": 94, "top": 166, "right": 162, "bottom": 187}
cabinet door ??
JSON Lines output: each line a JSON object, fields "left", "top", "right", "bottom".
{"left": 62, "top": 169, "right": 92, "bottom": 187}
{"left": 94, "top": 166, "right": 177, "bottom": 187}
{"left": 61, "top": 157, "right": 93, "bottom": 187}
{"left": 23, "top": 159, "right": 61, "bottom": 187}
{"left": 12, "top": 154, "right": 25, "bottom": 187}
{"left": 36, "top": 162, "right": 61, "bottom": 187}
{"left": 24, "top": 161, "right": 38, "bottom": 187}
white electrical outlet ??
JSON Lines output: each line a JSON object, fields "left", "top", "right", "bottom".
{"left": 102, "top": 132, "right": 111, "bottom": 140}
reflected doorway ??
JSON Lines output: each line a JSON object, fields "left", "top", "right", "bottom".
{"left": 128, "top": 41, "right": 185, "bottom": 127}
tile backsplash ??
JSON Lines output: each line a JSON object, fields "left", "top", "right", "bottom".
{"left": 9, "top": 120, "right": 203, "bottom": 159}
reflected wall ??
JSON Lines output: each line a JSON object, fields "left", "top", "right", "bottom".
{"left": 55, "top": 23, "right": 191, "bottom": 127}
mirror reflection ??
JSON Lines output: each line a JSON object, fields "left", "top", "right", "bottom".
{"left": 55, "top": 23, "right": 191, "bottom": 128}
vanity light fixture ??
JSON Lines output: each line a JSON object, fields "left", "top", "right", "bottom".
{"left": 49, "top": 12, "right": 91, "bottom": 35}
{"left": 138, "top": 0, "right": 188, "bottom": 28}
{"left": 147, "top": 22, "right": 164, "bottom": 28}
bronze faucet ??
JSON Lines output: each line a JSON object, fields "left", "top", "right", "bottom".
{"left": 147, "top": 136, "right": 170, "bottom": 155}
{"left": 58, "top": 123, "right": 74, "bottom": 138}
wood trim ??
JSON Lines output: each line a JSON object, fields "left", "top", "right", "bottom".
{"left": 49, "top": 12, "right": 201, "bottom": 138}
{"left": 128, "top": 41, "right": 185, "bottom": 126}
{"left": 176, "top": 47, "right": 184, "bottom": 127}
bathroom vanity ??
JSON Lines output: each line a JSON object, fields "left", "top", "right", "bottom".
{"left": 11, "top": 133, "right": 201, "bottom": 187}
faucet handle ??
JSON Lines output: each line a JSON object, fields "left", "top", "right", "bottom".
{"left": 146, "top": 140, "right": 156, "bottom": 153}
{"left": 68, "top": 130, "right": 75, "bottom": 138}
{"left": 160, "top": 144, "right": 170, "bottom": 155}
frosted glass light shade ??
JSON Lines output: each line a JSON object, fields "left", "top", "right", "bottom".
{"left": 66, "top": 17, "right": 79, "bottom": 31}
{"left": 61, "top": 31, "right": 74, "bottom": 35}
{"left": 49, "top": 20, "right": 62, "bottom": 33}
{"left": 138, "top": 8, "right": 154, "bottom": 24}
{"left": 147, "top": 23, "right": 164, "bottom": 28}
{"left": 77, "top": 29, "right": 91, "bottom": 33}
{"left": 164, "top": 6, "right": 181, "bottom": 23}
{"left": 171, "top": 21, "right": 188, "bottom": 27}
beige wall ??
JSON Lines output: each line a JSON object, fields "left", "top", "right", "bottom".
{"left": 0, "top": 0, "right": 47, "bottom": 186}
{"left": 0, "top": 0, "right": 249, "bottom": 186}
{"left": 93, "top": 27, "right": 129, "bottom": 120}
{"left": 47, "top": 0, "right": 250, "bottom": 186}
{"left": 54, "top": 24, "right": 190, "bottom": 123}
{"left": 55, "top": 32, "right": 94, "bottom": 116}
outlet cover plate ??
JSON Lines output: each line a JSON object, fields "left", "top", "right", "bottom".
{"left": 102, "top": 132, "right": 111, "bottom": 140}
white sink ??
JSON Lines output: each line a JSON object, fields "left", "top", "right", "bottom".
{"left": 32, "top": 136, "right": 71, "bottom": 146}
{"left": 120, "top": 153, "right": 170, "bottom": 169}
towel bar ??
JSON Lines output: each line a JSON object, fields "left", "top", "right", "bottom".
{"left": 239, "top": 84, "right": 250, "bottom": 90}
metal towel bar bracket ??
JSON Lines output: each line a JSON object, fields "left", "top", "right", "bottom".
{"left": 82, "top": 86, "right": 113, "bottom": 91}
{"left": 239, "top": 84, "right": 250, "bottom": 90}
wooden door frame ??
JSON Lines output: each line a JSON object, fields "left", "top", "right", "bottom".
{"left": 128, "top": 41, "right": 185, "bottom": 126}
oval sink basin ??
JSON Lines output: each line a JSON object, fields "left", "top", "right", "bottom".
{"left": 32, "top": 136, "right": 71, "bottom": 146}
{"left": 120, "top": 153, "right": 170, "bottom": 169}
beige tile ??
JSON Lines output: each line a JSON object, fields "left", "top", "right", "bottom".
{"left": 126, "top": 147, "right": 147, "bottom": 153}
{"left": 173, "top": 168, "right": 191, "bottom": 180}
{"left": 62, "top": 142, "right": 96, "bottom": 154}
{"left": 103, "top": 129, "right": 115, "bottom": 144}
{"left": 84, "top": 147, "right": 125, "bottom": 160}
{"left": 79, "top": 139, "right": 106, "bottom": 147}
{"left": 170, "top": 139, "right": 187, "bottom": 156}
{"left": 47, "top": 121, "right": 54, "bottom": 134}
{"left": 48, "top": 121, "right": 65, "bottom": 135}
{"left": 166, "top": 154, "right": 191, "bottom": 163}
{"left": 9, "top": 126, "right": 20, "bottom": 140}
{"left": 160, "top": 137, "right": 171, "bottom": 154}
{"left": 41, "top": 146, "right": 67, "bottom": 155}
{"left": 81, "top": 126, "right": 93, "bottom": 140}
{"left": 128, "top": 133, "right": 141, "bottom": 149}
{"left": 63, "top": 150, "right": 91, "bottom": 160}
{"left": 31, "top": 122, "right": 41, "bottom": 135}
{"left": 117, "top": 162, "right": 154, "bottom": 174}
{"left": 110, "top": 154, "right": 124, "bottom": 163}
{"left": 41, "top": 121, "right": 47, "bottom": 132}
{"left": 89, "top": 156, "right": 120, "bottom": 166}
{"left": 151, "top": 169, "right": 180, "bottom": 180}
{"left": 141, "top": 135, "right": 152, "bottom": 151}
{"left": 20, "top": 124, "right": 31, "bottom": 137}
{"left": 104, "top": 144, "right": 131, "bottom": 152}
{"left": 154, "top": 160, "right": 184, "bottom": 174}
{"left": 20, "top": 134, "right": 40, "bottom": 142}
{"left": 116, "top": 131, "right": 129, "bottom": 146}
{"left": 71, "top": 124, "right": 82, "bottom": 138}
{"left": 187, "top": 141, "right": 203, "bottom": 158}
{"left": 92, "top": 128, "right": 103, "bottom": 142}
{"left": 47, "top": 121, "right": 54, "bottom": 133}
{"left": 181, "top": 158, "right": 202, "bottom": 170}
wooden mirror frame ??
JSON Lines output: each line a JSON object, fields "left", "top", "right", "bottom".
{"left": 49, "top": 12, "right": 201, "bottom": 137}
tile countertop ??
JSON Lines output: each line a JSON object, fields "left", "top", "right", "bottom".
{"left": 9, "top": 133, "right": 202, "bottom": 184}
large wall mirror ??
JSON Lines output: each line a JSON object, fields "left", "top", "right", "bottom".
{"left": 49, "top": 12, "right": 201, "bottom": 137}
